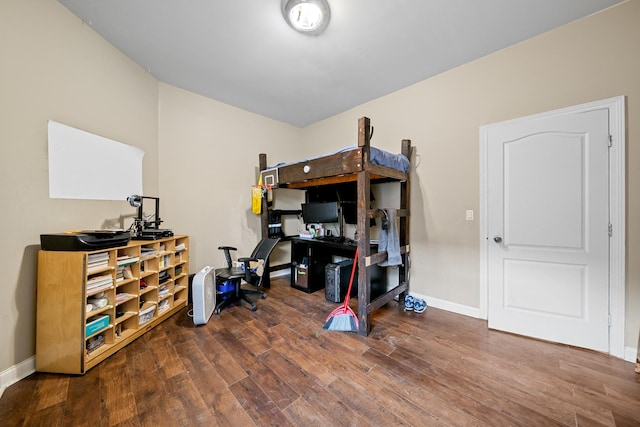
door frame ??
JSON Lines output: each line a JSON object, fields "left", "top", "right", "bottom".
{"left": 478, "top": 96, "right": 626, "bottom": 358}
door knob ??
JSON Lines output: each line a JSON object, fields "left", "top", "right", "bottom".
{"left": 493, "top": 236, "right": 502, "bottom": 243}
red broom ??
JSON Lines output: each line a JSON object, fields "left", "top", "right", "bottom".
{"left": 323, "top": 247, "right": 359, "bottom": 332}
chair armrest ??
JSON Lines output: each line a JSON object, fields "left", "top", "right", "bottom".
{"left": 238, "top": 257, "right": 255, "bottom": 282}
{"left": 238, "top": 257, "right": 265, "bottom": 282}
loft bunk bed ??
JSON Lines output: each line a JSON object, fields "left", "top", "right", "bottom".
{"left": 258, "top": 116, "right": 412, "bottom": 336}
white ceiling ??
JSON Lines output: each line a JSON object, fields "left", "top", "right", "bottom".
{"left": 57, "top": 0, "right": 623, "bottom": 127}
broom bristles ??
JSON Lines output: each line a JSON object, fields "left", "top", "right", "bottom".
{"left": 323, "top": 247, "right": 359, "bottom": 332}
{"left": 323, "top": 305, "right": 358, "bottom": 331}
{"left": 323, "top": 314, "right": 357, "bottom": 331}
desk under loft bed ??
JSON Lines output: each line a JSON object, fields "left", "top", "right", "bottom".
{"left": 258, "top": 117, "right": 412, "bottom": 336}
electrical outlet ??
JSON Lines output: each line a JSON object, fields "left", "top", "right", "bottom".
{"left": 465, "top": 210, "right": 474, "bottom": 221}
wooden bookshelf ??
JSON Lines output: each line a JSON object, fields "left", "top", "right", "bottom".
{"left": 36, "top": 235, "right": 189, "bottom": 374}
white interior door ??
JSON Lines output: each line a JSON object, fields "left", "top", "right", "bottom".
{"left": 486, "top": 108, "right": 610, "bottom": 352}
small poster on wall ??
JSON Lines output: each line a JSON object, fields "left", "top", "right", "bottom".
{"left": 47, "top": 120, "right": 144, "bottom": 200}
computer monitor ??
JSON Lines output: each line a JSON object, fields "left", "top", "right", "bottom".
{"left": 301, "top": 202, "right": 339, "bottom": 224}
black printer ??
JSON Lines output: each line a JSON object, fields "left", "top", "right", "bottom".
{"left": 40, "top": 230, "right": 131, "bottom": 251}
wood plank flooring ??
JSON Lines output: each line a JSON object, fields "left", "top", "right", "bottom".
{"left": 2, "top": 276, "right": 640, "bottom": 426}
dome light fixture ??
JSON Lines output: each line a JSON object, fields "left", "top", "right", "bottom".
{"left": 282, "top": 0, "right": 330, "bottom": 35}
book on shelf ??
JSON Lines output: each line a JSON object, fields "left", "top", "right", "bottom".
{"left": 140, "top": 247, "right": 157, "bottom": 260}
{"left": 87, "top": 264, "right": 109, "bottom": 274}
{"left": 115, "top": 292, "right": 134, "bottom": 304}
{"left": 158, "top": 285, "right": 170, "bottom": 298}
{"left": 86, "top": 333, "right": 105, "bottom": 354}
{"left": 175, "top": 243, "right": 186, "bottom": 251}
{"left": 116, "top": 265, "right": 134, "bottom": 282}
{"left": 159, "top": 254, "right": 171, "bottom": 268}
{"left": 158, "top": 299, "right": 170, "bottom": 313}
{"left": 87, "top": 260, "right": 109, "bottom": 268}
{"left": 87, "top": 274, "right": 113, "bottom": 294}
{"left": 123, "top": 264, "right": 134, "bottom": 279}
{"left": 87, "top": 274, "right": 112, "bottom": 286}
{"left": 88, "top": 280, "right": 112, "bottom": 290}
{"left": 116, "top": 255, "right": 139, "bottom": 266}
{"left": 87, "top": 282, "right": 113, "bottom": 294}
{"left": 87, "top": 252, "right": 109, "bottom": 269}
{"left": 88, "top": 252, "right": 109, "bottom": 262}
{"left": 159, "top": 270, "right": 171, "bottom": 284}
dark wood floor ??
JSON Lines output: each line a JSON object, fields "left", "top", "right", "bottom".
{"left": 2, "top": 276, "right": 640, "bottom": 426}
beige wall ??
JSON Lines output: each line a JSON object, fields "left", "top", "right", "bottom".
{"left": 1, "top": 0, "right": 638, "bottom": 378}
{"left": 306, "top": 0, "right": 639, "bottom": 345}
{"left": 157, "top": 84, "right": 302, "bottom": 271}
{"left": 0, "top": 0, "right": 159, "bottom": 372}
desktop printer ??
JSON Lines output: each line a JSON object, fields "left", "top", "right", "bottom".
{"left": 40, "top": 230, "right": 131, "bottom": 251}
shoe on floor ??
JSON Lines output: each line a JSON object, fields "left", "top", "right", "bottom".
{"left": 404, "top": 295, "right": 414, "bottom": 311}
{"left": 414, "top": 298, "right": 427, "bottom": 313}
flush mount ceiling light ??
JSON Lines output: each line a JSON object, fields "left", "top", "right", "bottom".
{"left": 282, "top": 0, "right": 331, "bottom": 35}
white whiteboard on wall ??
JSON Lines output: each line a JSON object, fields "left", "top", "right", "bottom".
{"left": 48, "top": 120, "right": 144, "bottom": 200}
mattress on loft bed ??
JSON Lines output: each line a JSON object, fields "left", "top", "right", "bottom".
{"left": 261, "top": 146, "right": 410, "bottom": 187}
{"left": 369, "top": 147, "right": 410, "bottom": 172}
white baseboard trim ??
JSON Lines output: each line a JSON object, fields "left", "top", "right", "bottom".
{"left": 271, "top": 269, "right": 289, "bottom": 278}
{"left": 0, "top": 356, "right": 35, "bottom": 399}
{"left": 416, "top": 293, "right": 482, "bottom": 319}
{"left": 624, "top": 346, "right": 638, "bottom": 364}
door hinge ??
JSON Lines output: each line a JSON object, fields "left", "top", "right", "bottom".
{"left": 608, "top": 313, "right": 612, "bottom": 327}
{"left": 608, "top": 223, "right": 613, "bottom": 237}
{"left": 607, "top": 135, "right": 613, "bottom": 147}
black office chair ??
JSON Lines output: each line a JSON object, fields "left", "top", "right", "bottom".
{"left": 214, "top": 237, "right": 280, "bottom": 314}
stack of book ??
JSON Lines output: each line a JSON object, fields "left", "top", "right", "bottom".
{"left": 159, "top": 270, "right": 171, "bottom": 284}
{"left": 158, "top": 284, "right": 170, "bottom": 299}
{"left": 141, "top": 247, "right": 157, "bottom": 261}
{"left": 158, "top": 299, "right": 170, "bottom": 313}
{"left": 87, "top": 252, "right": 109, "bottom": 271}
{"left": 116, "top": 265, "right": 134, "bottom": 282}
{"left": 115, "top": 292, "right": 134, "bottom": 304}
{"left": 86, "top": 333, "right": 105, "bottom": 354}
{"left": 159, "top": 254, "right": 171, "bottom": 268}
{"left": 116, "top": 255, "right": 139, "bottom": 266}
{"left": 87, "top": 274, "right": 113, "bottom": 294}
